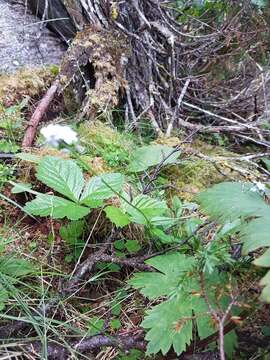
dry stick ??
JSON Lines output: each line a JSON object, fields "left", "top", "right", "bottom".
{"left": 166, "top": 78, "right": 190, "bottom": 137}
{"left": 182, "top": 101, "right": 258, "bottom": 130}
{"left": 25, "top": 333, "right": 145, "bottom": 359}
{"left": 22, "top": 79, "right": 60, "bottom": 148}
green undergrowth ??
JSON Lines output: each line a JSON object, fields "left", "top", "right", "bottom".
{"left": 0, "top": 121, "right": 270, "bottom": 359}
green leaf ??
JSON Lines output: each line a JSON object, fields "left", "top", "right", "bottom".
{"left": 129, "top": 145, "right": 180, "bottom": 172}
{"left": 197, "top": 183, "right": 270, "bottom": 254}
{"left": 224, "top": 330, "right": 238, "bottom": 358}
{"left": 254, "top": 248, "right": 270, "bottom": 267}
{"left": 24, "top": 194, "right": 90, "bottom": 220}
{"left": 87, "top": 317, "right": 104, "bottom": 335}
{"left": 80, "top": 173, "right": 124, "bottom": 207}
{"left": 110, "top": 319, "right": 121, "bottom": 330}
{"left": 142, "top": 297, "right": 192, "bottom": 355}
{"left": 262, "top": 158, "right": 270, "bottom": 172}
{"left": 260, "top": 271, "right": 270, "bottom": 302}
{"left": 15, "top": 152, "right": 40, "bottom": 163}
{"left": 197, "top": 181, "right": 270, "bottom": 301}
{"left": 129, "top": 254, "right": 228, "bottom": 356}
{"left": 11, "top": 182, "right": 32, "bottom": 194}
{"left": 150, "top": 227, "right": 175, "bottom": 244}
{"left": 129, "top": 253, "right": 195, "bottom": 299}
{"left": 104, "top": 206, "right": 130, "bottom": 228}
{"left": 197, "top": 182, "right": 269, "bottom": 223}
{"left": 114, "top": 239, "right": 125, "bottom": 250}
{"left": 0, "top": 139, "right": 19, "bottom": 153}
{"left": 261, "top": 326, "right": 270, "bottom": 336}
{"left": 124, "top": 194, "right": 167, "bottom": 225}
{"left": 125, "top": 240, "right": 141, "bottom": 253}
{"left": 59, "top": 220, "right": 85, "bottom": 244}
{"left": 37, "top": 156, "right": 84, "bottom": 201}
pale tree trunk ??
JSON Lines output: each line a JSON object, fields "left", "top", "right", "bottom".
{"left": 23, "top": 0, "right": 270, "bottom": 143}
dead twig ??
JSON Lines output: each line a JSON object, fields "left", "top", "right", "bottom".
{"left": 22, "top": 79, "right": 60, "bottom": 148}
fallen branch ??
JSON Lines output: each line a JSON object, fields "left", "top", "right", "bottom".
{"left": 23, "top": 332, "right": 146, "bottom": 359}
{"left": 22, "top": 79, "right": 60, "bottom": 148}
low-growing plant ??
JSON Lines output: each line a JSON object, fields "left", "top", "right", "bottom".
{"left": 4, "top": 144, "right": 270, "bottom": 359}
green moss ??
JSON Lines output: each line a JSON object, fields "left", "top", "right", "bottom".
{"left": 78, "top": 121, "right": 135, "bottom": 170}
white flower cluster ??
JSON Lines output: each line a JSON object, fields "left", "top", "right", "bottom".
{"left": 40, "top": 124, "right": 78, "bottom": 148}
{"left": 250, "top": 181, "right": 266, "bottom": 194}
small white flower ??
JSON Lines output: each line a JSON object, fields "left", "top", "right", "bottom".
{"left": 250, "top": 181, "right": 266, "bottom": 194}
{"left": 40, "top": 124, "right": 78, "bottom": 147}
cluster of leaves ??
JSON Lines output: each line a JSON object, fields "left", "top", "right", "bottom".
{"left": 129, "top": 252, "right": 236, "bottom": 356}
{"left": 5, "top": 143, "right": 270, "bottom": 358}
{"left": 0, "top": 101, "right": 26, "bottom": 154}
{"left": 197, "top": 182, "right": 270, "bottom": 302}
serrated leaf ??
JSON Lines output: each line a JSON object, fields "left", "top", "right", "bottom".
{"left": 37, "top": 156, "right": 84, "bottom": 201}
{"left": 224, "top": 330, "right": 238, "bottom": 358}
{"left": 124, "top": 194, "right": 167, "bottom": 225}
{"left": 193, "top": 296, "right": 214, "bottom": 339}
{"left": 142, "top": 297, "right": 192, "bottom": 355}
{"left": 260, "top": 271, "right": 270, "bottom": 302}
{"left": 197, "top": 181, "right": 270, "bottom": 302}
{"left": 24, "top": 194, "right": 90, "bottom": 220}
{"left": 11, "top": 182, "right": 32, "bottom": 194}
{"left": 15, "top": 152, "right": 40, "bottom": 163}
{"left": 104, "top": 206, "right": 130, "bottom": 228}
{"left": 125, "top": 240, "right": 141, "bottom": 253}
{"left": 80, "top": 173, "right": 124, "bottom": 207}
{"left": 197, "top": 182, "right": 270, "bottom": 254}
{"left": 197, "top": 182, "right": 269, "bottom": 223}
{"left": 129, "top": 253, "right": 195, "bottom": 299}
{"left": 129, "top": 145, "right": 180, "bottom": 172}
{"left": 254, "top": 248, "right": 270, "bottom": 267}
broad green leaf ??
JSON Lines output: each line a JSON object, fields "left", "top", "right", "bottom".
{"left": 193, "top": 296, "right": 214, "bottom": 339}
{"left": 124, "top": 194, "right": 167, "bottom": 225}
{"left": 125, "top": 240, "right": 141, "bottom": 253}
{"left": 150, "top": 216, "right": 178, "bottom": 227}
{"left": 241, "top": 218, "right": 270, "bottom": 254}
{"left": 11, "top": 182, "right": 32, "bottom": 194}
{"left": 37, "top": 156, "right": 84, "bottom": 201}
{"left": 104, "top": 206, "right": 130, "bottom": 228}
{"left": 254, "top": 248, "right": 270, "bottom": 267}
{"left": 197, "top": 182, "right": 269, "bottom": 223}
{"left": 129, "top": 253, "right": 195, "bottom": 299}
{"left": 129, "top": 145, "right": 180, "bottom": 172}
{"left": 260, "top": 271, "right": 270, "bottom": 302}
{"left": 15, "top": 152, "right": 40, "bottom": 163}
{"left": 197, "top": 183, "right": 270, "bottom": 254}
{"left": 150, "top": 227, "right": 176, "bottom": 244}
{"left": 142, "top": 297, "right": 192, "bottom": 355}
{"left": 80, "top": 173, "right": 124, "bottom": 207}
{"left": 197, "top": 181, "right": 270, "bottom": 302}
{"left": 24, "top": 194, "right": 90, "bottom": 220}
